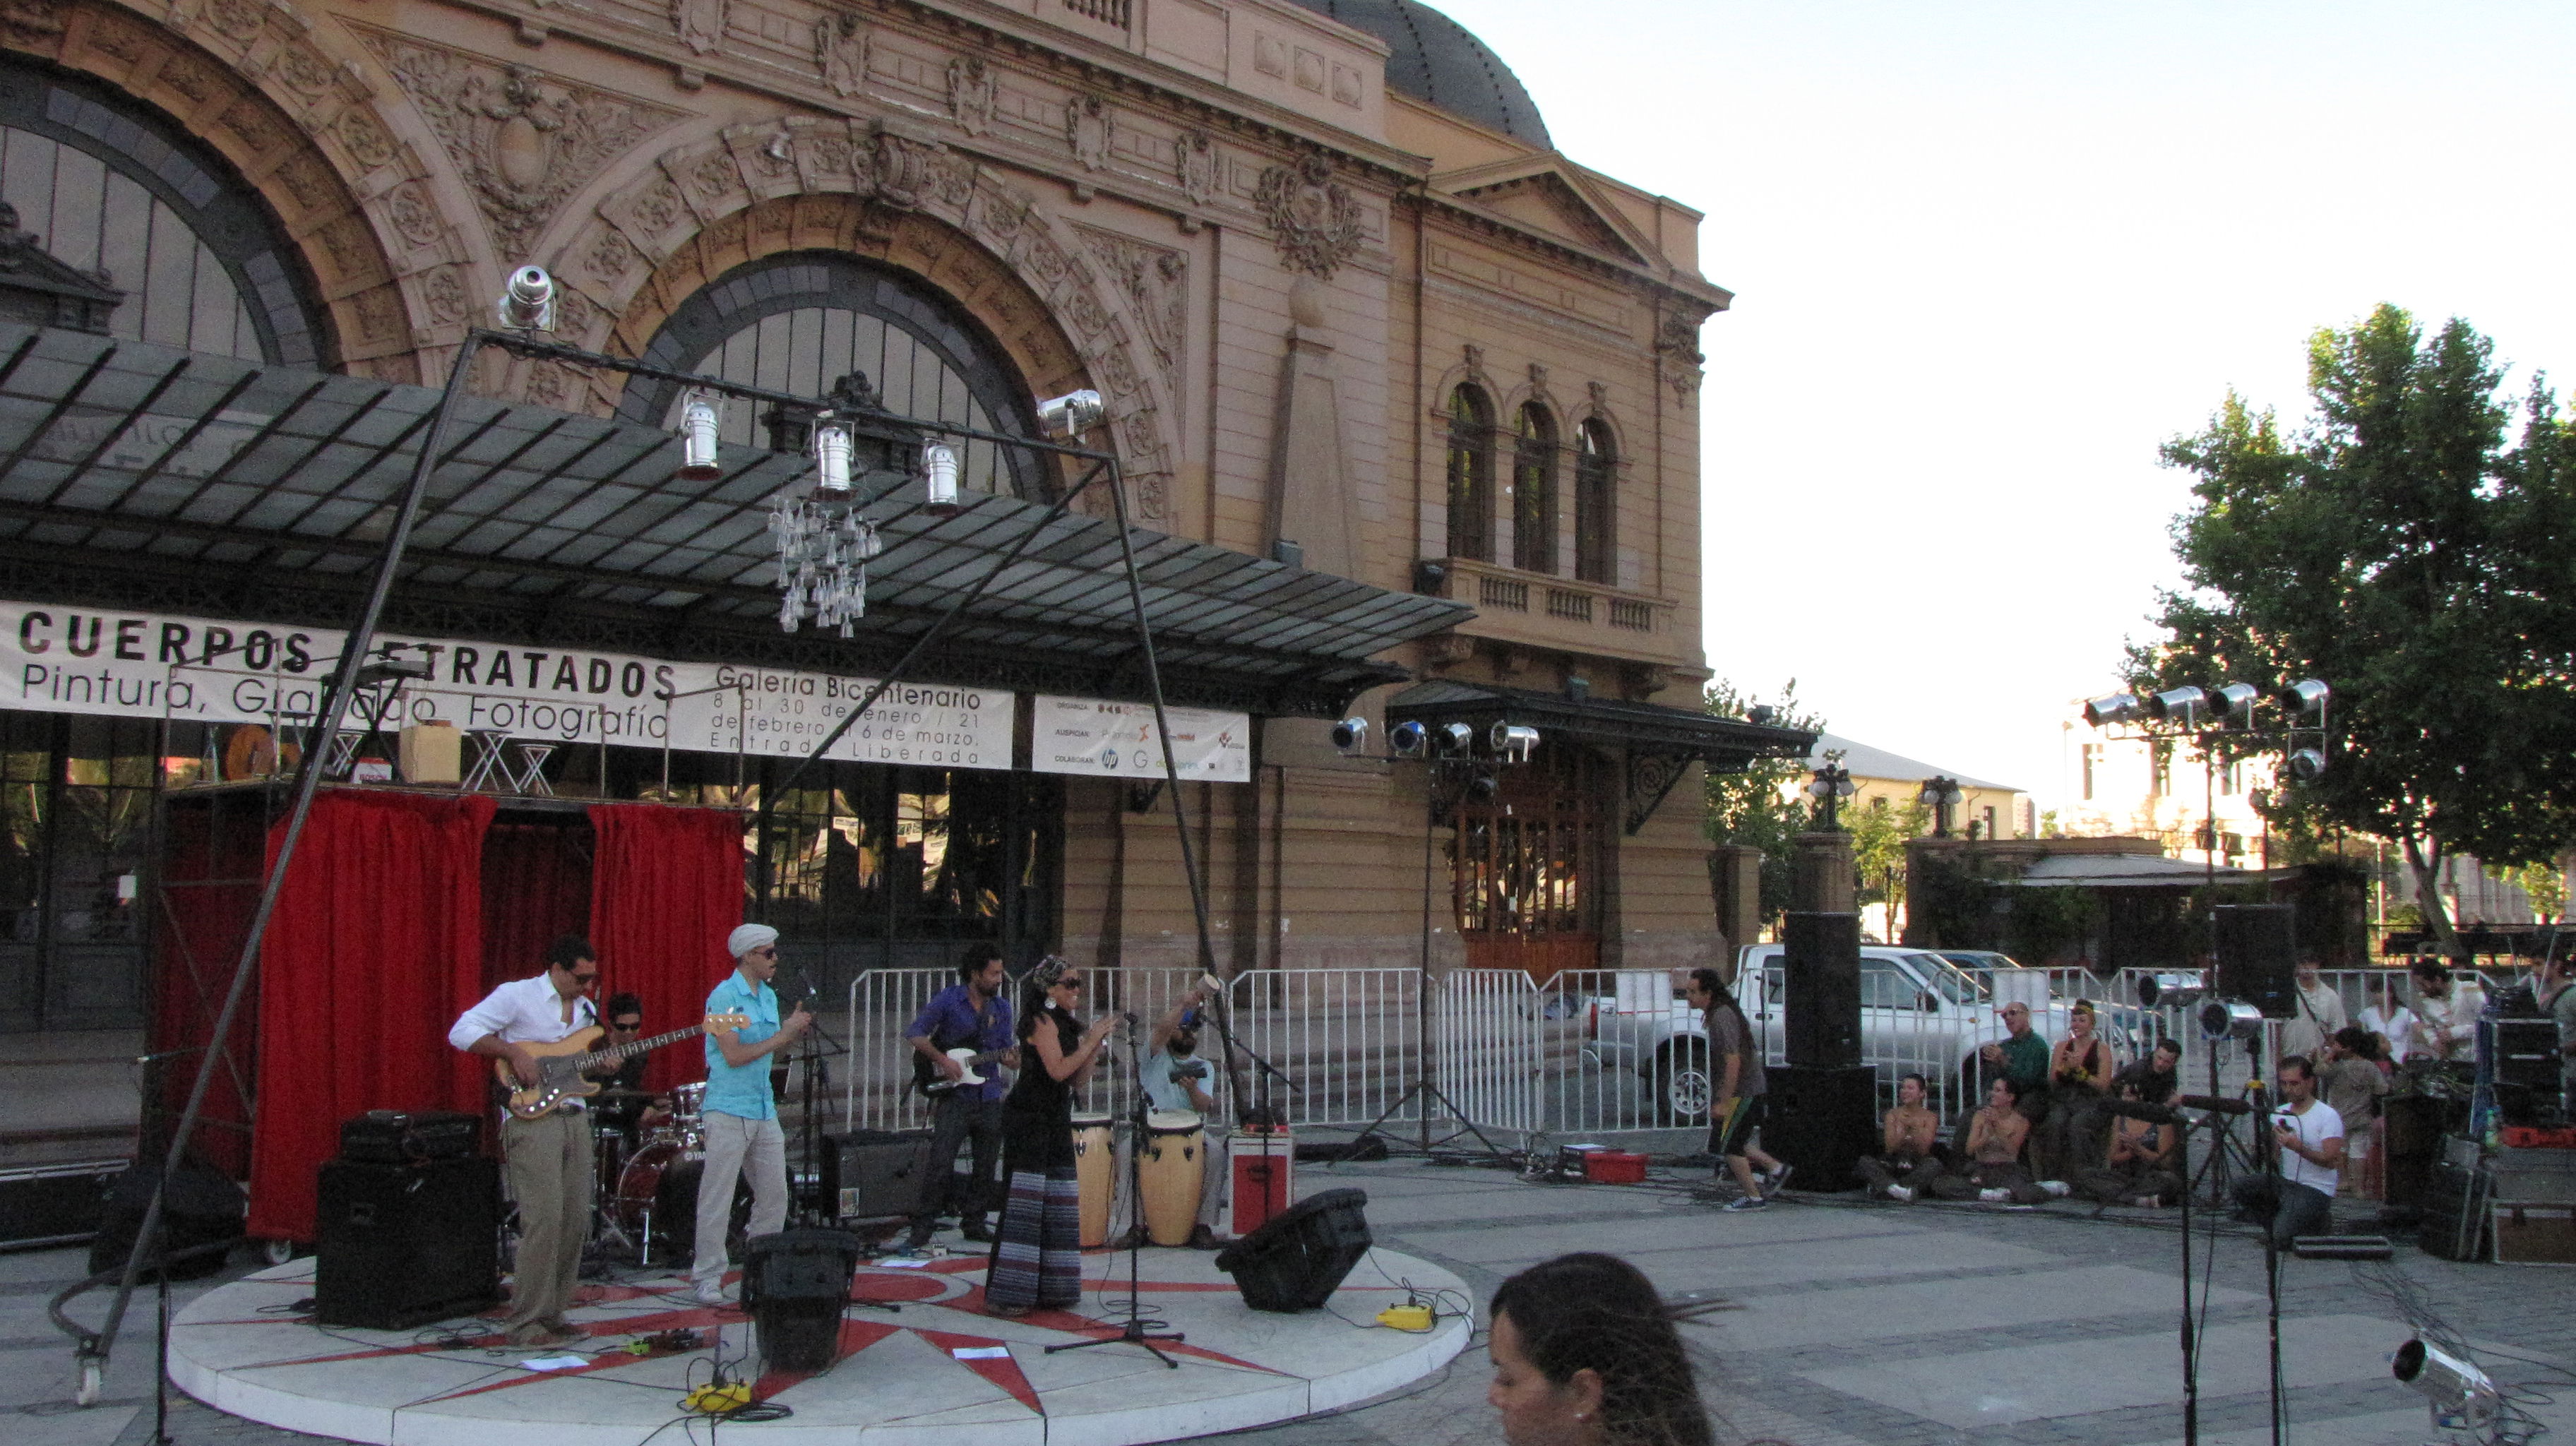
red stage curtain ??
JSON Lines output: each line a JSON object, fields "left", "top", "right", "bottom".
{"left": 589, "top": 805, "right": 744, "bottom": 1092}
{"left": 150, "top": 798, "right": 270, "bottom": 1181}
{"left": 479, "top": 820, "right": 595, "bottom": 992}
{"left": 247, "top": 791, "right": 494, "bottom": 1241}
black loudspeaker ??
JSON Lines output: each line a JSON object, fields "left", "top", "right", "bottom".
{"left": 742, "top": 1229, "right": 861, "bottom": 1372}
{"left": 1, "top": 1161, "right": 124, "bottom": 1248}
{"left": 2418, "top": 1159, "right": 2488, "bottom": 1262}
{"left": 90, "top": 1161, "right": 244, "bottom": 1281}
{"left": 2491, "top": 1020, "right": 2565, "bottom": 1126}
{"left": 1782, "top": 912, "right": 1862, "bottom": 1068}
{"left": 2212, "top": 904, "right": 2298, "bottom": 1020}
{"left": 1759, "top": 1064, "right": 1878, "bottom": 1193}
{"left": 338, "top": 1110, "right": 481, "bottom": 1165}
{"left": 1214, "top": 1188, "right": 1371, "bottom": 1312}
{"left": 818, "top": 1129, "right": 936, "bottom": 1221}
{"left": 316, "top": 1157, "right": 500, "bottom": 1329}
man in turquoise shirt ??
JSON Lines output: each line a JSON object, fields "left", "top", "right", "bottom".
{"left": 690, "top": 922, "right": 810, "bottom": 1305}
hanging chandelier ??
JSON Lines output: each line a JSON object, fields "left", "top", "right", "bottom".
{"left": 766, "top": 372, "right": 955, "bottom": 637}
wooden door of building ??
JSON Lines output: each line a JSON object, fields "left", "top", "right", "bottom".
{"left": 1451, "top": 748, "right": 1606, "bottom": 982}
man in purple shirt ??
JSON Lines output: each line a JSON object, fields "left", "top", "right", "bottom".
{"left": 903, "top": 943, "right": 1018, "bottom": 1249}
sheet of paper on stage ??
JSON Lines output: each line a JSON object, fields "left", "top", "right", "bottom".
{"left": 951, "top": 1346, "right": 1011, "bottom": 1359}
{"left": 518, "top": 1356, "right": 590, "bottom": 1371}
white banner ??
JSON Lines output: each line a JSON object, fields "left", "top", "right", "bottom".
{"left": 0, "top": 601, "right": 1014, "bottom": 771}
{"left": 1031, "top": 695, "right": 1250, "bottom": 782}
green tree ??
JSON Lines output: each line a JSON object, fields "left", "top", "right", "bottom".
{"left": 1847, "top": 796, "right": 1931, "bottom": 936}
{"left": 2137, "top": 304, "right": 2576, "bottom": 957}
{"left": 1704, "top": 679, "right": 1823, "bottom": 929}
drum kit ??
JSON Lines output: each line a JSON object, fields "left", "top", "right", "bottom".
{"left": 1068, "top": 1107, "right": 1209, "bottom": 1249}
{"left": 591, "top": 1082, "right": 746, "bottom": 1265}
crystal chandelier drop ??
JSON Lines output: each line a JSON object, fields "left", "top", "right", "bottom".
{"left": 768, "top": 374, "right": 915, "bottom": 636}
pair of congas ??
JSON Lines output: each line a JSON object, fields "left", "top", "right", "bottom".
{"left": 1071, "top": 1109, "right": 1204, "bottom": 1248}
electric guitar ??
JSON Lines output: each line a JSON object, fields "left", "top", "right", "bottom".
{"left": 915, "top": 1045, "right": 1013, "bottom": 1097}
{"left": 492, "top": 1014, "right": 749, "bottom": 1120}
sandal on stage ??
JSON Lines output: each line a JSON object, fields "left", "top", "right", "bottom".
{"left": 985, "top": 1302, "right": 1032, "bottom": 1318}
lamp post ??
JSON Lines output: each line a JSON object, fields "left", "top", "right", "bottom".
{"left": 1805, "top": 761, "right": 1855, "bottom": 832}
{"left": 1919, "top": 775, "right": 1964, "bottom": 838}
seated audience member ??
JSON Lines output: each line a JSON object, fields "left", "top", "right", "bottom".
{"left": 2320, "top": 1026, "right": 2390, "bottom": 1200}
{"left": 2230, "top": 1056, "right": 2345, "bottom": 1248}
{"left": 2035, "top": 999, "right": 2116, "bottom": 1182}
{"left": 1857, "top": 1072, "right": 1945, "bottom": 1202}
{"left": 2074, "top": 1080, "right": 2183, "bottom": 1206}
{"left": 1928, "top": 1077, "right": 2049, "bottom": 1205}
{"left": 2111, "top": 1038, "right": 2183, "bottom": 1105}
{"left": 1486, "top": 1253, "right": 1715, "bottom": 1446}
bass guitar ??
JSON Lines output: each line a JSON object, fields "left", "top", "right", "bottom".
{"left": 915, "top": 1045, "right": 1014, "bottom": 1097}
{"left": 493, "top": 1013, "right": 749, "bottom": 1121}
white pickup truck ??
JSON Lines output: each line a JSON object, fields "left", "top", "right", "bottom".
{"left": 1583, "top": 945, "right": 2137, "bottom": 1123}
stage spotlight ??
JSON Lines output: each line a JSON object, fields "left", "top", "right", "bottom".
{"left": 2135, "top": 970, "right": 2206, "bottom": 1010}
{"left": 1036, "top": 389, "right": 1106, "bottom": 440}
{"left": 2211, "top": 681, "right": 2259, "bottom": 726}
{"left": 496, "top": 265, "right": 554, "bottom": 331}
{"left": 2277, "top": 678, "right": 2330, "bottom": 715}
{"left": 922, "top": 443, "right": 961, "bottom": 518}
{"left": 2198, "top": 998, "right": 2263, "bottom": 1043}
{"left": 1489, "top": 724, "right": 1539, "bottom": 763}
{"left": 2287, "top": 748, "right": 2327, "bottom": 782}
{"left": 2392, "top": 1337, "right": 2500, "bottom": 1435}
{"left": 2083, "top": 694, "right": 2142, "bottom": 727}
{"left": 1330, "top": 718, "right": 1368, "bottom": 754}
{"left": 676, "top": 390, "right": 723, "bottom": 482}
{"left": 2145, "top": 686, "right": 2207, "bottom": 724}
{"left": 1388, "top": 721, "right": 1428, "bottom": 758}
{"left": 1436, "top": 722, "right": 1474, "bottom": 758}
{"left": 811, "top": 419, "right": 854, "bottom": 494}
{"left": 1466, "top": 772, "right": 1500, "bottom": 803}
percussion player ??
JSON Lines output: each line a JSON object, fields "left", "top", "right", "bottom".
{"left": 447, "top": 934, "right": 602, "bottom": 1348}
{"left": 1142, "top": 983, "right": 1229, "bottom": 1246}
{"left": 689, "top": 924, "right": 811, "bottom": 1307}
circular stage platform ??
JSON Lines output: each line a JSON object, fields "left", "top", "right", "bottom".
{"left": 169, "top": 1246, "right": 1472, "bottom": 1446}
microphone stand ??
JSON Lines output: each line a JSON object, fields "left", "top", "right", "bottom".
{"left": 1047, "top": 1011, "right": 1181, "bottom": 1368}
{"left": 789, "top": 981, "right": 849, "bottom": 1229}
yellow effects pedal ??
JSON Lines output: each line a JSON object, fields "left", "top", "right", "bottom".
{"left": 685, "top": 1381, "right": 753, "bottom": 1414}
{"left": 1376, "top": 1303, "right": 1433, "bottom": 1332}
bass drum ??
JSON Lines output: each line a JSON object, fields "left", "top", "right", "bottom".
{"left": 614, "top": 1142, "right": 751, "bottom": 1262}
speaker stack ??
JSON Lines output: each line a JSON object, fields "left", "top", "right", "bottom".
{"left": 818, "top": 1128, "right": 936, "bottom": 1221}
{"left": 1213, "top": 1187, "right": 1371, "bottom": 1312}
{"left": 2491, "top": 1019, "right": 2567, "bottom": 1127}
{"left": 89, "top": 1161, "right": 245, "bottom": 1282}
{"left": 315, "top": 1153, "right": 500, "bottom": 1329}
{"left": 742, "top": 1228, "right": 861, "bottom": 1371}
{"left": 1763, "top": 912, "right": 1874, "bottom": 1192}
{"left": 2211, "top": 904, "right": 2298, "bottom": 1020}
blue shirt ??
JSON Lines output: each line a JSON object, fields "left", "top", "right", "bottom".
{"left": 907, "top": 984, "right": 1015, "bottom": 1102}
{"left": 702, "top": 972, "right": 780, "bottom": 1121}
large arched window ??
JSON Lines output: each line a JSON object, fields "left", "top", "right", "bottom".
{"left": 619, "top": 252, "right": 1046, "bottom": 501}
{"left": 1574, "top": 417, "right": 1616, "bottom": 584}
{"left": 0, "top": 56, "right": 326, "bottom": 364}
{"left": 1444, "top": 383, "right": 1495, "bottom": 561}
{"left": 1512, "top": 402, "right": 1558, "bottom": 574}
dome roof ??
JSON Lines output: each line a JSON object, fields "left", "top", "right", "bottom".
{"left": 1286, "top": 0, "right": 1551, "bottom": 148}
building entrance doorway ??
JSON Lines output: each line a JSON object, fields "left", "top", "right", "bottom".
{"left": 1450, "top": 747, "right": 1605, "bottom": 982}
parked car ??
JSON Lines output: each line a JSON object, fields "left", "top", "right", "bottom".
{"left": 1584, "top": 945, "right": 2145, "bottom": 1124}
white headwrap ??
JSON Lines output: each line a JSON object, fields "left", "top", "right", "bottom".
{"left": 726, "top": 923, "right": 780, "bottom": 960}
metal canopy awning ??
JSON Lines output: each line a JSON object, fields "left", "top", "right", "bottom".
{"left": 0, "top": 323, "right": 1471, "bottom": 716}
{"left": 1388, "top": 679, "right": 1816, "bottom": 833}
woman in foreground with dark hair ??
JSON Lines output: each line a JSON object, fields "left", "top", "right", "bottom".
{"left": 1487, "top": 1253, "right": 1715, "bottom": 1446}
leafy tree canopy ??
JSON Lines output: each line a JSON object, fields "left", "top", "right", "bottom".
{"left": 1704, "top": 679, "right": 1824, "bottom": 926}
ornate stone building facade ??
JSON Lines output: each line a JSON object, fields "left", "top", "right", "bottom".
{"left": 0, "top": 0, "right": 1796, "bottom": 1027}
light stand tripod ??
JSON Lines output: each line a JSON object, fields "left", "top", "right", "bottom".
{"left": 1047, "top": 1013, "right": 1181, "bottom": 1369}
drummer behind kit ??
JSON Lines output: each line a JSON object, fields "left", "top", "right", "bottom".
{"left": 492, "top": 1013, "right": 748, "bottom": 1120}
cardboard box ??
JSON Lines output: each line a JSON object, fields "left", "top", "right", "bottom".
{"left": 399, "top": 722, "right": 462, "bottom": 785}
{"left": 2491, "top": 1204, "right": 2576, "bottom": 1265}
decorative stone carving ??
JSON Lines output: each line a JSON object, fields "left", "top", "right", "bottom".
{"left": 1587, "top": 379, "right": 1609, "bottom": 411}
{"left": 1654, "top": 311, "right": 1704, "bottom": 398}
{"left": 672, "top": 0, "right": 724, "bottom": 56}
{"left": 351, "top": 285, "right": 401, "bottom": 342}
{"left": 947, "top": 56, "right": 993, "bottom": 136}
{"left": 336, "top": 110, "right": 396, "bottom": 172}
{"left": 813, "top": 13, "right": 866, "bottom": 98}
{"left": 360, "top": 31, "right": 682, "bottom": 263}
{"left": 1078, "top": 226, "right": 1185, "bottom": 387}
{"left": 386, "top": 181, "right": 443, "bottom": 249}
{"left": 88, "top": 13, "right": 145, "bottom": 61}
{"left": 1176, "top": 129, "right": 1215, "bottom": 206}
{"left": 871, "top": 126, "right": 942, "bottom": 210}
{"left": 205, "top": 0, "right": 261, "bottom": 42}
{"left": 1254, "top": 155, "right": 1362, "bottom": 279}
{"left": 158, "top": 54, "right": 217, "bottom": 102}
{"left": 422, "top": 265, "right": 467, "bottom": 323}
{"left": 1065, "top": 95, "right": 1109, "bottom": 172}
{"left": 278, "top": 42, "right": 335, "bottom": 100}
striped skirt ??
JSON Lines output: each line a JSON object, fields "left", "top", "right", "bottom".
{"left": 985, "top": 1164, "right": 1082, "bottom": 1311}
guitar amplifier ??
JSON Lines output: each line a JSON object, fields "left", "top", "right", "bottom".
{"left": 819, "top": 1130, "right": 935, "bottom": 1221}
{"left": 339, "top": 1111, "right": 482, "bottom": 1164}
{"left": 316, "top": 1156, "right": 499, "bottom": 1329}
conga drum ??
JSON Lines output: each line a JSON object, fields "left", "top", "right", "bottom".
{"left": 1073, "top": 1111, "right": 1114, "bottom": 1248}
{"left": 1140, "top": 1109, "right": 1204, "bottom": 1247}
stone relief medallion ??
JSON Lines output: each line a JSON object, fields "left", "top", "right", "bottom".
{"left": 1176, "top": 129, "right": 1215, "bottom": 206}
{"left": 946, "top": 55, "right": 994, "bottom": 137}
{"left": 1078, "top": 225, "right": 1186, "bottom": 388}
{"left": 359, "top": 29, "right": 684, "bottom": 264}
{"left": 1065, "top": 94, "right": 1109, "bottom": 172}
{"left": 871, "top": 129, "right": 942, "bottom": 211}
{"left": 814, "top": 13, "right": 866, "bottom": 98}
{"left": 672, "top": 0, "right": 725, "bottom": 56}
{"left": 1253, "top": 155, "right": 1361, "bottom": 278}
{"left": 1654, "top": 311, "right": 1704, "bottom": 398}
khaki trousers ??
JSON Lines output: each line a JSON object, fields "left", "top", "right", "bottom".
{"left": 501, "top": 1109, "right": 592, "bottom": 1331}
{"left": 693, "top": 1111, "right": 788, "bottom": 1291}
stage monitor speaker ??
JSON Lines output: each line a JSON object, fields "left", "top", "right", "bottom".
{"left": 742, "top": 1228, "right": 861, "bottom": 1373}
{"left": 818, "top": 1129, "right": 935, "bottom": 1221}
{"left": 2212, "top": 904, "right": 2298, "bottom": 1020}
{"left": 2491, "top": 1019, "right": 2566, "bottom": 1126}
{"left": 316, "top": 1156, "right": 499, "bottom": 1329}
{"left": 1782, "top": 912, "right": 1862, "bottom": 1069}
{"left": 1759, "top": 1064, "right": 1878, "bottom": 1193}
{"left": 1214, "top": 1187, "right": 1371, "bottom": 1312}
{"left": 90, "top": 1161, "right": 244, "bottom": 1282}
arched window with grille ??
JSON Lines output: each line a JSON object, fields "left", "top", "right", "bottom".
{"left": 1513, "top": 402, "right": 1558, "bottom": 574}
{"left": 1444, "top": 383, "right": 1496, "bottom": 561}
{"left": 1573, "top": 416, "right": 1616, "bottom": 585}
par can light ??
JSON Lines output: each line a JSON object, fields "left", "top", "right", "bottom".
{"left": 2146, "top": 686, "right": 2207, "bottom": 723}
{"left": 922, "top": 442, "right": 960, "bottom": 518}
{"left": 2198, "top": 997, "right": 2264, "bottom": 1043}
{"left": 2135, "top": 971, "right": 2206, "bottom": 1010}
{"left": 2211, "top": 681, "right": 2260, "bottom": 724}
{"left": 1436, "top": 722, "right": 1474, "bottom": 758}
{"left": 2286, "top": 748, "right": 2327, "bottom": 782}
{"left": 1330, "top": 718, "right": 1369, "bottom": 754}
{"left": 2277, "top": 679, "right": 2331, "bottom": 715}
{"left": 1036, "top": 389, "right": 1106, "bottom": 440}
{"left": 1388, "top": 721, "right": 1428, "bottom": 758}
{"left": 2083, "top": 694, "right": 2142, "bottom": 727}
{"left": 1489, "top": 724, "right": 1539, "bottom": 763}
{"left": 497, "top": 265, "right": 554, "bottom": 330}
{"left": 2392, "top": 1337, "right": 2499, "bottom": 1434}
{"left": 676, "top": 390, "right": 723, "bottom": 482}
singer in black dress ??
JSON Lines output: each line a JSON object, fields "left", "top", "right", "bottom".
{"left": 985, "top": 957, "right": 1116, "bottom": 1315}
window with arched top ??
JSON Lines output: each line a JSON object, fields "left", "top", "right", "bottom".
{"left": 1444, "top": 383, "right": 1496, "bottom": 561}
{"left": 1573, "top": 417, "right": 1616, "bottom": 585}
{"left": 1513, "top": 402, "right": 1558, "bottom": 574}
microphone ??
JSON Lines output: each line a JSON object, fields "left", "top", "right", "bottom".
{"left": 2101, "top": 1098, "right": 2180, "bottom": 1125}
{"left": 2174, "top": 1094, "right": 2254, "bottom": 1116}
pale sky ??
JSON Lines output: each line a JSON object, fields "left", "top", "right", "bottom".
{"left": 1447, "top": 0, "right": 2576, "bottom": 809}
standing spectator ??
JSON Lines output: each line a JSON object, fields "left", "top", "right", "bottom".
{"left": 2537, "top": 952, "right": 2576, "bottom": 1121}
{"left": 2358, "top": 974, "right": 2418, "bottom": 1070}
{"left": 2034, "top": 1000, "right": 2116, "bottom": 1184}
{"left": 2410, "top": 960, "right": 2487, "bottom": 1063}
{"left": 2074, "top": 1080, "right": 2183, "bottom": 1207}
{"left": 2281, "top": 957, "right": 2352, "bottom": 1063}
{"left": 2231, "top": 1056, "right": 2345, "bottom": 1247}
{"left": 1687, "top": 967, "right": 1789, "bottom": 1212}
{"left": 1928, "top": 1077, "right": 2049, "bottom": 1205}
{"left": 1857, "top": 1072, "right": 1943, "bottom": 1202}
{"left": 2319, "top": 1027, "right": 2390, "bottom": 1200}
